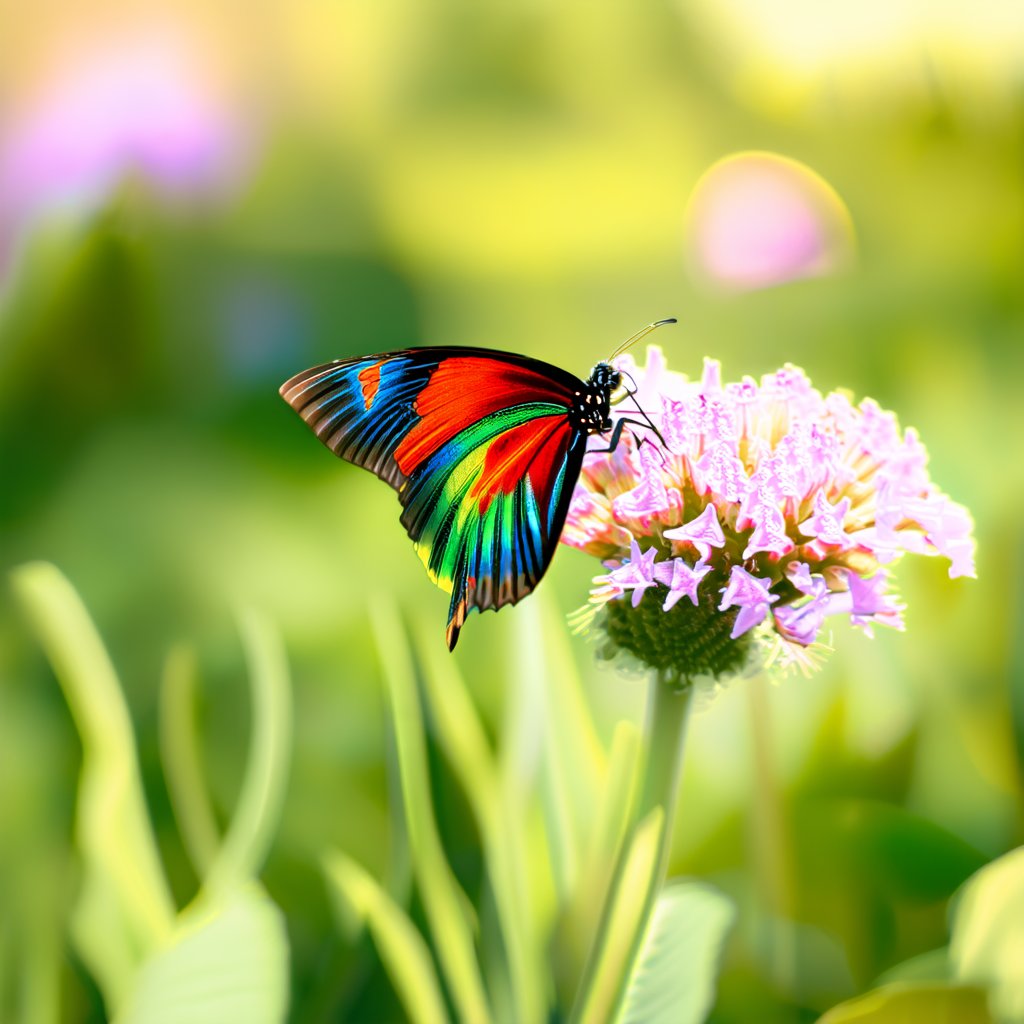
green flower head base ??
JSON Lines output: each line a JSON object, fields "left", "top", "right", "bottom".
{"left": 563, "top": 348, "right": 975, "bottom": 684}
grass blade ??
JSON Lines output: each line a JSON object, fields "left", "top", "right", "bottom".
{"left": 12, "top": 562, "right": 174, "bottom": 1010}
{"left": 817, "top": 983, "right": 990, "bottom": 1023}
{"left": 204, "top": 609, "right": 292, "bottom": 896}
{"left": 573, "top": 808, "right": 664, "bottom": 1024}
{"left": 514, "top": 592, "right": 606, "bottom": 900}
{"left": 324, "top": 851, "right": 450, "bottom": 1024}
{"left": 414, "top": 621, "right": 545, "bottom": 1024}
{"left": 20, "top": 917, "right": 60, "bottom": 1024}
{"left": 557, "top": 720, "right": 641, "bottom": 999}
{"left": 370, "top": 597, "right": 492, "bottom": 1024}
{"left": 159, "top": 644, "right": 220, "bottom": 878}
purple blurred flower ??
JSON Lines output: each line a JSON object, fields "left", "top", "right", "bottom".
{"left": 565, "top": 347, "right": 975, "bottom": 677}
{"left": 0, "top": 22, "right": 249, "bottom": 271}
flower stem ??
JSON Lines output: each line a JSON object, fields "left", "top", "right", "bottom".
{"left": 570, "top": 672, "right": 693, "bottom": 1024}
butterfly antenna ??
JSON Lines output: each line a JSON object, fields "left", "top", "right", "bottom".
{"left": 607, "top": 317, "right": 677, "bottom": 362}
{"left": 620, "top": 373, "right": 668, "bottom": 450}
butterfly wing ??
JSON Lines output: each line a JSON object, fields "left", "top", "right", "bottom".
{"left": 280, "top": 348, "right": 587, "bottom": 649}
{"left": 399, "top": 389, "right": 587, "bottom": 651}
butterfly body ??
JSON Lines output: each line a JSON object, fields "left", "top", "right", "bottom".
{"left": 280, "top": 331, "right": 667, "bottom": 650}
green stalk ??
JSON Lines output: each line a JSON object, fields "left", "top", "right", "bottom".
{"left": 745, "top": 674, "right": 796, "bottom": 994}
{"left": 570, "top": 672, "right": 693, "bottom": 1024}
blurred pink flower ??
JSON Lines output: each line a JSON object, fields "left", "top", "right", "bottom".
{"left": 0, "top": 21, "right": 249, "bottom": 271}
{"left": 685, "top": 152, "right": 854, "bottom": 291}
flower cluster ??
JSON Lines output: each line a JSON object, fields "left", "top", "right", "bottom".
{"left": 563, "top": 347, "right": 975, "bottom": 681}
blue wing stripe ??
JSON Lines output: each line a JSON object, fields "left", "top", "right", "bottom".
{"left": 282, "top": 355, "right": 437, "bottom": 487}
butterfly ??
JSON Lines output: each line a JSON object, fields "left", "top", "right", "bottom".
{"left": 280, "top": 319, "right": 675, "bottom": 650}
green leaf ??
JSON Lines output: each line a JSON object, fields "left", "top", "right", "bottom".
{"left": 370, "top": 597, "right": 492, "bottom": 1024}
{"left": 118, "top": 886, "right": 289, "bottom": 1024}
{"left": 816, "top": 983, "right": 990, "bottom": 1023}
{"left": 848, "top": 801, "right": 986, "bottom": 903}
{"left": 875, "top": 948, "right": 951, "bottom": 986}
{"left": 203, "top": 609, "right": 293, "bottom": 896}
{"left": 323, "top": 851, "right": 450, "bottom": 1024}
{"left": 616, "top": 880, "right": 736, "bottom": 1024}
{"left": 744, "top": 915, "right": 857, "bottom": 1006}
{"left": 11, "top": 562, "right": 175, "bottom": 1012}
{"left": 951, "top": 845, "right": 1024, "bottom": 1022}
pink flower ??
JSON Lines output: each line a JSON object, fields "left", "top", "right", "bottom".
{"left": 563, "top": 346, "right": 975, "bottom": 679}
{"left": 606, "top": 541, "right": 660, "bottom": 608}
{"left": 655, "top": 559, "right": 713, "bottom": 612}
{"left": 719, "top": 566, "right": 780, "bottom": 640}
{"left": 663, "top": 504, "right": 725, "bottom": 560}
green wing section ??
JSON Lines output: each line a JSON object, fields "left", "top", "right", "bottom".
{"left": 398, "top": 403, "right": 585, "bottom": 650}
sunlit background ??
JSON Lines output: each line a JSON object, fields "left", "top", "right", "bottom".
{"left": 1, "top": 0, "right": 1021, "bottom": 1021}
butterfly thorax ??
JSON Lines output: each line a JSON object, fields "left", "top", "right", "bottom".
{"left": 571, "top": 362, "right": 621, "bottom": 436}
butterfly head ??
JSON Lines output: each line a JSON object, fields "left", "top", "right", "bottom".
{"left": 589, "top": 361, "right": 621, "bottom": 394}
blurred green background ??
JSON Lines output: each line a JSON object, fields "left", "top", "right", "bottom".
{"left": 1, "top": 1, "right": 1020, "bottom": 1021}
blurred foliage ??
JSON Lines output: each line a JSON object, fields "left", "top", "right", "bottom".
{"left": 1, "top": 0, "right": 1022, "bottom": 1021}
{"left": 9, "top": 564, "right": 290, "bottom": 1024}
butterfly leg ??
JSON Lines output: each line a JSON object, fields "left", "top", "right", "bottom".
{"left": 589, "top": 416, "right": 658, "bottom": 454}
{"left": 590, "top": 415, "right": 672, "bottom": 475}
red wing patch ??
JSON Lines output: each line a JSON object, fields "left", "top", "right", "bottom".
{"left": 394, "top": 357, "right": 575, "bottom": 475}
{"left": 468, "top": 415, "right": 572, "bottom": 514}
{"left": 357, "top": 361, "right": 383, "bottom": 410}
